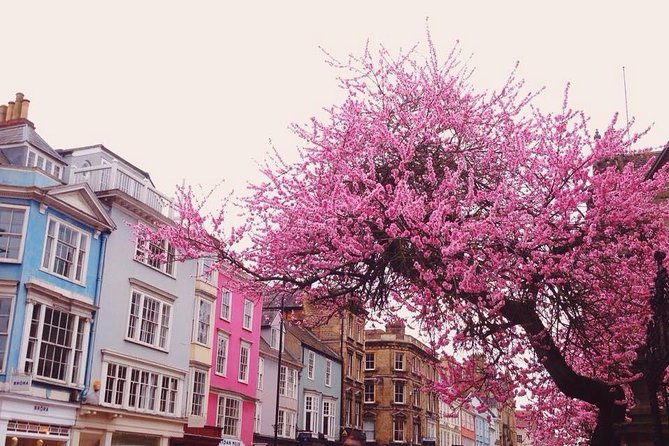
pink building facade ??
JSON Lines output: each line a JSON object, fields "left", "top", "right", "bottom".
{"left": 207, "top": 272, "right": 262, "bottom": 446}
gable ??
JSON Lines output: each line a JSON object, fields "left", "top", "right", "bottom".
{"left": 45, "top": 184, "right": 115, "bottom": 231}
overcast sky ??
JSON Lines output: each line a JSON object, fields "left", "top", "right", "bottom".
{"left": 3, "top": 1, "right": 669, "bottom": 207}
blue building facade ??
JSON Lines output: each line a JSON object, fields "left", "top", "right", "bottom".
{"left": 0, "top": 97, "right": 114, "bottom": 446}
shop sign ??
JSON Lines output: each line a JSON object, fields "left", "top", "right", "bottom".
{"left": 219, "top": 439, "right": 243, "bottom": 446}
{"left": 9, "top": 374, "right": 32, "bottom": 392}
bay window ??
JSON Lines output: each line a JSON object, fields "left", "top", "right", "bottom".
{"left": 190, "top": 369, "right": 207, "bottom": 417}
{"left": 24, "top": 304, "right": 86, "bottom": 387}
{"left": 194, "top": 297, "right": 212, "bottom": 345}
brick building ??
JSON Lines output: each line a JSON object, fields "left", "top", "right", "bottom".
{"left": 363, "top": 321, "right": 439, "bottom": 446}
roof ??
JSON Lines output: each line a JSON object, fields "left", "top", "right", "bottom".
{"left": 264, "top": 292, "right": 303, "bottom": 310}
{"left": 57, "top": 144, "right": 155, "bottom": 187}
{"left": 0, "top": 122, "right": 65, "bottom": 163}
{"left": 258, "top": 336, "right": 302, "bottom": 367}
{"left": 286, "top": 324, "right": 341, "bottom": 361}
{"left": 261, "top": 309, "right": 279, "bottom": 327}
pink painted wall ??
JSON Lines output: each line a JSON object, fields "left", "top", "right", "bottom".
{"left": 207, "top": 272, "right": 262, "bottom": 446}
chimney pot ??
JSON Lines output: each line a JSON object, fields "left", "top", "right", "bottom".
{"left": 20, "top": 99, "right": 30, "bottom": 119}
{"left": 0, "top": 105, "right": 6, "bottom": 123}
{"left": 6, "top": 102, "right": 14, "bottom": 121}
{"left": 12, "top": 93, "right": 23, "bottom": 120}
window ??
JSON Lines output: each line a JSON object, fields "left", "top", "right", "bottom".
{"left": 304, "top": 394, "right": 320, "bottom": 432}
{"left": 279, "top": 366, "right": 298, "bottom": 398}
{"left": 102, "top": 361, "right": 180, "bottom": 416}
{"left": 255, "top": 402, "right": 262, "bottom": 433}
{"left": 325, "top": 359, "right": 332, "bottom": 387}
{"left": 26, "top": 150, "right": 63, "bottom": 179}
{"left": 220, "top": 290, "right": 231, "bottom": 320}
{"left": 277, "top": 409, "right": 296, "bottom": 438}
{"left": 355, "top": 400, "right": 362, "bottom": 428}
{"left": 393, "top": 418, "right": 405, "bottom": 443}
{"left": 413, "top": 386, "right": 420, "bottom": 406}
{"left": 412, "top": 356, "right": 420, "bottom": 373}
{"left": 365, "top": 353, "right": 375, "bottom": 370}
{"left": 363, "top": 419, "right": 375, "bottom": 443}
{"left": 356, "top": 354, "right": 362, "bottom": 381}
{"left": 216, "top": 331, "right": 228, "bottom": 376}
{"left": 24, "top": 304, "right": 86, "bottom": 386}
{"left": 413, "top": 421, "right": 421, "bottom": 444}
{"left": 238, "top": 341, "right": 250, "bottom": 383}
{"left": 0, "top": 205, "right": 27, "bottom": 262}
{"left": 347, "top": 314, "right": 354, "bottom": 338}
{"left": 394, "top": 381, "right": 405, "bottom": 404}
{"left": 394, "top": 352, "right": 404, "bottom": 370}
{"left": 194, "top": 297, "right": 212, "bottom": 345}
{"left": 345, "top": 394, "right": 352, "bottom": 426}
{"left": 135, "top": 238, "right": 175, "bottom": 276}
{"left": 126, "top": 289, "right": 172, "bottom": 350}
{"left": 0, "top": 296, "right": 13, "bottom": 372}
{"left": 427, "top": 420, "right": 436, "bottom": 439}
{"left": 307, "top": 351, "right": 316, "bottom": 379}
{"left": 243, "top": 298, "right": 253, "bottom": 330}
{"left": 257, "top": 357, "right": 264, "bottom": 390}
{"left": 41, "top": 218, "right": 89, "bottom": 283}
{"left": 306, "top": 402, "right": 318, "bottom": 431}
{"left": 517, "top": 434, "right": 524, "bottom": 443}
{"left": 270, "top": 326, "right": 284, "bottom": 351}
{"left": 347, "top": 351, "right": 353, "bottom": 377}
{"left": 198, "top": 257, "right": 218, "bottom": 285}
{"left": 217, "top": 395, "right": 241, "bottom": 438}
{"left": 364, "top": 380, "right": 375, "bottom": 403}
{"left": 190, "top": 369, "right": 207, "bottom": 417}
{"left": 322, "top": 400, "right": 336, "bottom": 439}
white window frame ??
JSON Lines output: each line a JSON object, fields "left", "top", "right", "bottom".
{"left": 24, "top": 303, "right": 87, "bottom": 387}
{"left": 394, "top": 352, "right": 405, "bottom": 371}
{"left": 135, "top": 237, "right": 176, "bottom": 277}
{"left": 215, "top": 331, "right": 229, "bottom": 376}
{"left": 0, "top": 294, "right": 15, "bottom": 373}
{"left": 325, "top": 359, "right": 332, "bottom": 387}
{"left": 365, "top": 352, "right": 375, "bottom": 370}
{"left": 242, "top": 298, "right": 253, "bottom": 330}
{"left": 393, "top": 380, "right": 405, "bottom": 404}
{"left": 197, "top": 257, "right": 219, "bottom": 285}
{"left": 254, "top": 402, "right": 262, "bottom": 433}
{"left": 322, "top": 399, "right": 337, "bottom": 440}
{"left": 0, "top": 204, "right": 28, "bottom": 263}
{"left": 307, "top": 350, "right": 316, "bottom": 380}
{"left": 220, "top": 289, "right": 231, "bottom": 321}
{"left": 363, "top": 418, "right": 375, "bottom": 443}
{"left": 238, "top": 341, "right": 250, "bottom": 383}
{"left": 277, "top": 409, "right": 296, "bottom": 439}
{"left": 217, "top": 395, "right": 242, "bottom": 438}
{"left": 126, "top": 289, "right": 172, "bottom": 351}
{"left": 189, "top": 368, "right": 208, "bottom": 417}
{"left": 41, "top": 216, "right": 90, "bottom": 284}
{"left": 270, "top": 325, "right": 284, "bottom": 351}
{"left": 26, "top": 149, "right": 63, "bottom": 179}
{"left": 393, "top": 418, "right": 405, "bottom": 443}
{"left": 193, "top": 296, "right": 213, "bottom": 346}
{"left": 257, "top": 357, "right": 264, "bottom": 390}
{"left": 364, "top": 380, "right": 375, "bottom": 403}
{"left": 304, "top": 393, "right": 320, "bottom": 433}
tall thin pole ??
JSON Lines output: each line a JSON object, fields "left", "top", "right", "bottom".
{"left": 622, "top": 66, "right": 631, "bottom": 143}
{"left": 274, "top": 293, "right": 285, "bottom": 446}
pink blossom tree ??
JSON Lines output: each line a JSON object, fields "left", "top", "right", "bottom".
{"left": 140, "top": 41, "right": 669, "bottom": 444}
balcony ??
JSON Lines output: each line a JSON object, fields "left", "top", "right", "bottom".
{"left": 69, "top": 161, "right": 172, "bottom": 218}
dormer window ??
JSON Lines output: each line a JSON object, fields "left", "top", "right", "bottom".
{"left": 26, "top": 150, "right": 63, "bottom": 179}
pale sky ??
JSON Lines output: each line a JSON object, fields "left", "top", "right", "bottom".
{"left": 3, "top": 1, "right": 669, "bottom": 207}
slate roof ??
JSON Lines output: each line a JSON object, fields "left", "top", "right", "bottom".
{"left": 259, "top": 336, "right": 302, "bottom": 367}
{"left": 0, "top": 122, "right": 65, "bottom": 162}
{"left": 286, "top": 324, "right": 341, "bottom": 361}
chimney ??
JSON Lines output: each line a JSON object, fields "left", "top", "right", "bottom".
{"left": 11, "top": 93, "right": 23, "bottom": 120}
{"left": 6, "top": 102, "right": 14, "bottom": 121}
{"left": 386, "top": 317, "right": 405, "bottom": 335}
{"left": 20, "top": 99, "right": 30, "bottom": 119}
{"left": 0, "top": 105, "right": 6, "bottom": 123}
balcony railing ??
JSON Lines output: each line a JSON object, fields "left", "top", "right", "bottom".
{"left": 69, "top": 161, "right": 172, "bottom": 217}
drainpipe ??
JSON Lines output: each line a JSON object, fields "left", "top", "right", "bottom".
{"left": 79, "top": 231, "right": 108, "bottom": 401}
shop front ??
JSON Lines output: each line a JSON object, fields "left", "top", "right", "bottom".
{"left": 0, "top": 393, "right": 79, "bottom": 446}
